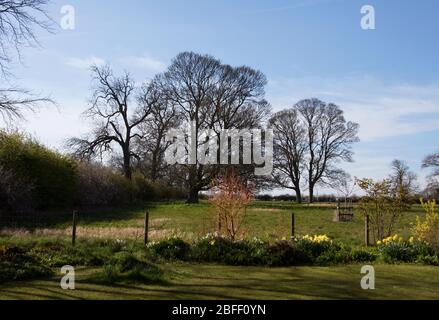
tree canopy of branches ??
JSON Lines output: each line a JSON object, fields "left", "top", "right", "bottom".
{"left": 423, "top": 152, "right": 439, "bottom": 177}
{"left": 67, "top": 65, "right": 160, "bottom": 179}
{"left": 421, "top": 151, "right": 439, "bottom": 200}
{"left": 134, "top": 87, "right": 180, "bottom": 182}
{"left": 270, "top": 109, "right": 306, "bottom": 203}
{"left": 270, "top": 98, "right": 359, "bottom": 203}
{"left": 156, "top": 52, "right": 270, "bottom": 203}
{"left": 0, "top": 0, "right": 53, "bottom": 123}
{"left": 389, "top": 159, "right": 418, "bottom": 203}
{"left": 0, "top": 0, "right": 52, "bottom": 75}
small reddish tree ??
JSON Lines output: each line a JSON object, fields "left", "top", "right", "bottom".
{"left": 209, "top": 174, "right": 253, "bottom": 240}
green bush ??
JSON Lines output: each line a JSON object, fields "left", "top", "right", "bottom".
{"left": 416, "top": 254, "right": 439, "bottom": 266}
{"left": 0, "top": 245, "right": 53, "bottom": 283}
{"left": 148, "top": 238, "right": 191, "bottom": 261}
{"left": 293, "top": 237, "right": 334, "bottom": 261}
{"left": 191, "top": 236, "right": 265, "bottom": 265}
{"left": 0, "top": 131, "right": 77, "bottom": 209}
{"left": 100, "top": 252, "right": 165, "bottom": 284}
{"left": 265, "top": 241, "right": 306, "bottom": 266}
{"left": 379, "top": 241, "right": 431, "bottom": 263}
{"left": 351, "top": 248, "right": 378, "bottom": 263}
{"left": 75, "top": 162, "right": 140, "bottom": 207}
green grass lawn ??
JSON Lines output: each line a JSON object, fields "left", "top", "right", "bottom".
{"left": 1, "top": 201, "right": 425, "bottom": 245}
{"left": 0, "top": 201, "right": 436, "bottom": 301}
{"left": 1, "top": 263, "right": 439, "bottom": 300}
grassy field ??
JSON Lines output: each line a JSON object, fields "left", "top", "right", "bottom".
{"left": 0, "top": 201, "right": 425, "bottom": 245}
{"left": 1, "top": 201, "right": 437, "bottom": 300}
{"left": 1, "top": 263, "right": 439, "bottom": 300}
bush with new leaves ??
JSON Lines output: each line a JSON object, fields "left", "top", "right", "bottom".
{"left": 209, "top": 174, "right": 253, "bottom": 240}
{"left": 412, "top": 199, "right": 439, "bottom": 250}
{"left": 356, "top": 178, "right": 406, "bottom": 242}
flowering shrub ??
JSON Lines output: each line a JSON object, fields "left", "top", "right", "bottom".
{"left": 191, "top": 234, "right": 265, "bottom": 265}
{"left": 376, "top": 234, "right": 404, "bottom": 246}
{"left": 300, "top": 234, "right": 332, "bottom": 243}
{"left": 377, "top": 234, "right": 432, "bottom": 263}
{"left": 412, "top": 199, "right": 439, "bottom": 249}
{"left": 147, "top": 237, "right": 190, "bottom": 260}
{"left": 293, "top": 234, "right": 334, "bottom": 261}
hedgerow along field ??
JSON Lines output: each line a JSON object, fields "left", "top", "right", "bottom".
{"left": 0, "top": 201, "right": 424, "bottom": 245}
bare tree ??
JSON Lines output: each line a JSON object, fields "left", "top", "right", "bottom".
{"left": 0, "top": 86, "right": 52, "bottom": 122}
{"left": 297, "top": 99, "right": 359, "bottom": 203}
{"left": 134, "top": 84, "right": 180, "bottom": 182}
{"left": 269, "top": 109, "right": 306, "bottom": 203}
{"left": 423, "top": 152, "right": 439, "bottom": 177}
{"left": 67, "top": 65, "right": 159, "bottom": 179}
{"left": 0, "top": 0, "right": 52, "bottom": 75}
{"left": 157, "top": 52, "right": 269, "bottom": 203}
{"left": 331, "top": 170, "right": 356, "bottom": 202}
{"left": 0, "top": 0, "right": 53, "bottom": 122}
{"left": 389, "top": 159, "right": 418, "bottom": 203}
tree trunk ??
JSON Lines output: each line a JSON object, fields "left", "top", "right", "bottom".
{"left": 295, "top": 188, "right": 302, "bottom": 204}
{"left": 186, "top": 187, "right": 199, "bottom": 203}
{"left": 123, "top": 148, "right": 132, "bottom": 180}
{"left": 309, "top": 184, "right": 314, "bottom": 203}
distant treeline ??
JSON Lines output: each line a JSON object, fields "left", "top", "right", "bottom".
{"left": 255, "top": 194, "right": 361, "bottom": 203}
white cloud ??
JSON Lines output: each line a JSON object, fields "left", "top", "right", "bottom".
{"left": 121, "top": 54, "right": 166, "bottom": 72}
{"left": 266, "top": 76, "right": 439, "bottom": 141}
{"left": 65, "top": 56, "right": 106, "bottom": 70}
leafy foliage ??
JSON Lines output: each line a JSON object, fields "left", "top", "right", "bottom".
{"left": 0, "top": 131, "right": 77, "bottom": 210}
{"left": 412, "top": 199, "right": 439, "bottom": 249}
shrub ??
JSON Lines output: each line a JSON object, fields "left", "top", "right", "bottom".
{"left": 377, "top": 235, "right": 431, "bottom": 263}
{"left": 0, "top": 165, "right": 34, "bottom": 213}
{"left": 0, "top": 245, "right": 53, "bottom": 283}
{"left": 148, "top": 237, "right": 191, "bottom": 260}
{"left": 266, "top": 240, "right": 308, "bottom": 266}
{"left": 74, "top": 162, "right": 138, "bottom": 208}
{"left": 209, "top": 174, "right": 253, "bottom": 240}
{"left": 417, "top": 254, "right": 439, "bottom": 266}
{"left": 351, "top": 248, "right": 378, "bottom": 263}
{"left": 293, "top": 235, "right": 334, "bottom": 261}
{"left": 191, "top": 235, "right": 265, "bottom": 265}
{"left": 0, "top": 131, "right": 77, "bottom": 209}
{"left": 100, "top": 252, "right": 164, "bottom": 284}
{"left": 412, "top": 199, "right": 439, "bottom": 250}
{"left": 356, "top": 178, "right": 407, "bottom": 241}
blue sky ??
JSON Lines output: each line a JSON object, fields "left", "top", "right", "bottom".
{"left": 5, "top": 0, "right": 439, "bottom": 195}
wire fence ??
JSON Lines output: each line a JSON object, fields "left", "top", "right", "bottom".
{"left": 0, "top": 210, "right": 152, "bottom": 244}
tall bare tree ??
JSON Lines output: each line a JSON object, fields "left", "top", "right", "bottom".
{"left": 298, "top": 99, "right": 359, "bottom": 203}
{"left": 389, "top": 159, "right": 417, "bottom": 203}
{"left": 269, "top": 109, "right": 306, "bottom": 203}
{"left": 134, "top": 84, "right": 180, "bottom": 182}
{"left": 0, "top": 0, "right": 53, "bottom": 122}
{"left": 422, "top": 151, "right": 439, "bottom": 200}
{"left": 156, "top": 52, "right": 269, "bottom": 203}
{"left": 270, "top": 99, "right": 359, "bottom": 203}
{"left": 67, "top": 65, "right": 159, "bottom": 179}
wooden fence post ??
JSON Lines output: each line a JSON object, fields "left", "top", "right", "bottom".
{"left": 72, "top": 210, "right": 77, "bottom": 246}
{"left": 144, "top": 211, "right": 149, "bottom": 245}
{"left": 364, "top": 214, "right": 370, "bottom": 247}
{"left": 291, "top": 212, "right": 295, "bottom": 239}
